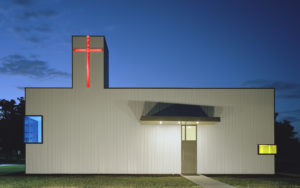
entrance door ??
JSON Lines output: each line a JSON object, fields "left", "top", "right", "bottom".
{"left": 181, "top": 123, "right": 197, "bottom": 174}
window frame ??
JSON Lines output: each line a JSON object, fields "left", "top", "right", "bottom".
{"left": 24, "top": 115, "right": 43, "bottom": 144}
{"left": 181, "top": 123, "right": 197, "bottom": 141}
{"left": 257, "top": 144, "right": 277, "bottom": 155}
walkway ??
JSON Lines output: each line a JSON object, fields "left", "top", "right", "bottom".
{"left": 183, "top": 174, "right": 235, "bottom": 188}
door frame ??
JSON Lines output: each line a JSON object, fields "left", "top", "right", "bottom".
{"left": 181, "top": 122, "right": 197, "bottom": 174}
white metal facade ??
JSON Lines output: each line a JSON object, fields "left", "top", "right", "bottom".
{"left": 25, "top": 36, "right": 274, "bottom": 174}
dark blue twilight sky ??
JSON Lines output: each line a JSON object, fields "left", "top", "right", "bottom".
{"left": 0, "top": 0, "right": 300, "bottom": 137}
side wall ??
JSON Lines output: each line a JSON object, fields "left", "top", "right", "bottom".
{"left": 196, "top": 89, "right": 274, "bottom": 174}
{"left": 25, "top": 88, "right": 181, "bottom": 174}
{"left": 25, "top": 88, "right": 274, "bottom": 174}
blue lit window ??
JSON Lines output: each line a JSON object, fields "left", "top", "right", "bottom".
{"left": 24, "top": 116, "right": 42, "bottom": 143}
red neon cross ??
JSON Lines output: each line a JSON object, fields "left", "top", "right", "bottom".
{"left": 73, "top": 36, "right": 104, "bottom": 88}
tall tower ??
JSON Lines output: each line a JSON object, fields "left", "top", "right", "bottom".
{"left": 72, "top": 36, "right": 109, "bottom": 90}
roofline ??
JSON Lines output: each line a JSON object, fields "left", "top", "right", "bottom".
{"left": 24, "top": 87, "right": 275, "bottom": 90}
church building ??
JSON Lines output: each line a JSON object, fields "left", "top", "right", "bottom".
{"left": 25, "top": 36, "right": 276, "bottom": 174}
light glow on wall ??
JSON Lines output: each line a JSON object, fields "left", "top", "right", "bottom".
{"left": 258, "top": 144, "right": 277, "bottom": 155}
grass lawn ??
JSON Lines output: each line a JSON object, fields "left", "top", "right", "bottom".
{"left": 0, "top": 164, "right": 25, "bottom": 176}
{"left": 210, "top": 174, "right": 300, "bottom": 188}
{"left": 0, "top": 165, "right": 201, "bottom": 188}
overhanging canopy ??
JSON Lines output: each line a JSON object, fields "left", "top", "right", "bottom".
{"left": 140, "top": 102, "right": 221, "bottom": 125}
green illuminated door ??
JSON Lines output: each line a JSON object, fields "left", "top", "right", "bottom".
{"left": 181, "top": 124, "right": 197, "bottom": 174}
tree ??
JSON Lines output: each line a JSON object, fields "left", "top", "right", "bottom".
{"left": 275, "top": 113, "right": 300, "bottom": 173}
{"left": 0, "top": 99, "right": 16, "bottom": 120}
{"left": 0, "top": 97, "right": 24, "bottom": 120}
{"left": 0, "top": 97, "right": 25, "bottom": 163}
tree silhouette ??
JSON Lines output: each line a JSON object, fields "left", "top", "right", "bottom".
{"left": 0, "top": 97, "right": 25, "bottom": 163}
{"left": 275, "top": 113, "right": 300, "bottom": 173}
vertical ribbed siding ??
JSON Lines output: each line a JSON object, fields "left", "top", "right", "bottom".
{"left": 196, "top": 90, "right": 274, "bottom": 174}
{"left": 26, "top": 88, "right": 274, "bottom": 174}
